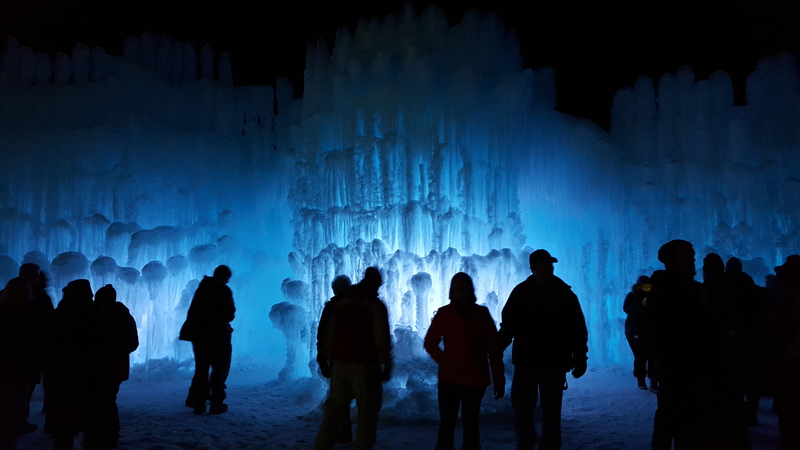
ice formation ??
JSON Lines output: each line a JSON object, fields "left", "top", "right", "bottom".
{"left": 1, "top": 5, "right": 800, "bottom": 379}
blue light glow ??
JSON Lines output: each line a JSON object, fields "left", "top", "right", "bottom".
{"left": 1, "top": 8, "right": 798, "bottom": 377}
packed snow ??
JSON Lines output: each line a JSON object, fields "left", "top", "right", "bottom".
{"left": 11, "top": 363, "right": 782, "bottom": 449}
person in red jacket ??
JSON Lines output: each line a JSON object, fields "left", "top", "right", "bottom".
{"left": 424, "top": 272, "right": 505, "bottom": 450}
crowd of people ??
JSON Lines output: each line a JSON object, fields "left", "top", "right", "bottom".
{"left": 4, "top": 241, "right": 799, "bottom": 450}
{"left": 0, "top": 263, "right": 237, "bottom": 450}
{"left": 316, "top": 242, "right": 800, "bottom": 450}
{"left": 315, "top": 249, "right": 589, "bottom": 450}
{"left": 623, "top": 240, "right": 800, "bottom": 449}
{"left": 0, "top": 264, "right": 138, "bottom": 450}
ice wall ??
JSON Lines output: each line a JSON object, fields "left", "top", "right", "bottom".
{"left": 0, "top": 34, "right": 296, "bottom": 368}
{"left": 607, "top": 55, "right": 800, "bottom": 278}
{"left": 2, "top": 6, "right": 800, "bottom": 376}
{"left": 284, "top": 5, "right": 800, "bottom": 371}
{"left": 285, "top": 8, "right": 540, "bottom": 374}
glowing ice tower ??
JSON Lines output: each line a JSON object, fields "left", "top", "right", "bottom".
{"left": 285, "top": 8, "right": 543, "bottom": 374}
{"left": 0, "top": 34, "right": 295, "bottom": 369}
{"left": 3, "top": 6, "right": 800, "bottom": 378}
{"left": 285, "top": 5, "right": 800, "bottom": 374}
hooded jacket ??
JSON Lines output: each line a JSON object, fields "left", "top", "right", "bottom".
{"left": 424, "top": 302, "right": 505, "bottom": 388}
{"left": 320, "top": 283, "right": 392, "bottom": 367}
{"left": 179, "top": 276, "right": 235, "bottom": 343}
{"left": 96, "top": 301, "right": 139, "bottom": 382}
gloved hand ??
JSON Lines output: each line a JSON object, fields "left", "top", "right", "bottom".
{"left": 572, "top": 356, "right": 587, "bottom": 379}
{"left": 319, "top": 361, "right": 332, "bottom": 378}
{"left": 493, "top": 384, "right": 505, "bottom": 401}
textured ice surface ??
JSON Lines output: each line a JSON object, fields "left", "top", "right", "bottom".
{"left": 1, "top": 7, "right": 799, "bottom": 376}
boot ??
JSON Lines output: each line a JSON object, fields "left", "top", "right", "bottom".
{"left": 209, "top": 403, "right": 228, "bottom": 414}
{"left": 193, "top": 402, "right": 206, "bottom": 415}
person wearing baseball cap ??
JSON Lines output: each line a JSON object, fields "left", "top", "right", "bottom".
{"left": 498, "top": 249, "right": 588, "bottom": 450}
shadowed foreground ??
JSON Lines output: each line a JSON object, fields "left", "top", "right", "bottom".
{"left": 14, "top": 367, "right": 779, "bottom": 449}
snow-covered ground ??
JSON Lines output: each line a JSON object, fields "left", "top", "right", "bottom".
{"left": 15, "top": 365, "right": 780, "bottom": 449}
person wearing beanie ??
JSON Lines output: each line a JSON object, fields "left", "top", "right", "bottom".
{"left": 85, "top": 284, "right": 138, "bottom": 449}
{"left": 46, "top": 279, "right": 96, "bottom": 450}
{"left": 648, "top": 240, "right": 723, "bottom": 449}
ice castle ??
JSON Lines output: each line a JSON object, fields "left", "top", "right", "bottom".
{"left": 1, "top": 5, "right": 799, "bottom": 377}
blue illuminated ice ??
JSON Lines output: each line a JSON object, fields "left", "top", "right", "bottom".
{"left": 1, "top": 5, "right": 799, "bottom": 383}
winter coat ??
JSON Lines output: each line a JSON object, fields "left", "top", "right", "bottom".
{"left": 0, "top": 299, "right": 39, "bottom": 382}
{"left": 46, "top": 293, "right": 97, "bottom": 435}
{"left": 95, "top": 301, "right": 139, "bottom": 382}
{"left": 316, "top": 295, "right": 343, "bottom": 366}
{"left": 179, "top": 276, "right": 235, "bottom": 343}
{"left": 498, "top": 275, "right": 588, "bottom": 372}
{"left": 623, "top": 290, "right": 649, "bottom": 341}
{"left": 646, "top": 269, "right": 705, "bottom": 383}
{"left": 320, "top": 285, "right": 392, "bottom": 367}
{"left": 424, "top": 303, "right": 505, "bottom": 389}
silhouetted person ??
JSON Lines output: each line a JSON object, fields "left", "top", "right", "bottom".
{"left": 15, "top": 263, "right": 52, "bottom": 435}
{"left": 725, "top": 257, "right": 754, "bottom": 286}
{"left": 424, "top": 272, "right": 505, "bottom": 450}
{"left": 648, "top": 240, "right": 710, "bottom": 450}
{"left": 316, "top": 274, "right": 353, "bottom": 443}
{"left": 0, "top": 277, "right": 37, "bottom": 450}
{"left": 623, "top": 275, "right": 653, "bottom": 390}
{"left": 699, "top": 252, "right": 749, "bottom": 449}
{"left": 84, "top": 284, "right": 138, "bottom": 449}
{"left": 179, "top": 265, "right": 235, "bottom": 415}
{"left": 724, "top": 256, "right": 767, "bottom": 426}
{"left": 315, "top": 267, "right": 393, "bottom": 450}
{"left": 498, "top": 249, "right": 588, "bottom": 450}
{"left": 700, "top": 253, "right": 728, "bottom": 383}
{"left": 46, "top": 279, "right": 97, "bottom": 450}
{"left": 762, "top": 255, "right": 800, "bottom": 449}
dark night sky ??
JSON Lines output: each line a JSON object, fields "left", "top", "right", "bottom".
{"left": 2, "top": 0, "right": 799, "bottom": 129}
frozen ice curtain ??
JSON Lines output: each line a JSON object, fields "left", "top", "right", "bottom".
{"left": 1, "top": 6, "right": 799, "bottom": 374}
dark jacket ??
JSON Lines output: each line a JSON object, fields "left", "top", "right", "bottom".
{"left": 623, "top": 290, "right": 649, "bottom": 340}
{"left": 179, "top": 276, "right": 235, "bottom": 343}
{"left": 46, "top": 291, "right": 97, "bottom": 435}
{"left": 95, "top": 302, "right": 139, "bottom": 382}
{"left": 316, "top": 294, "right": 343, "bottom": 366}
{"left": 647, "top": 269, "right": 705, "bottom": 383}
{"left": 498, "top": 275, "right": 588, "bottom": 372}
{"left": 0, "top": 298, "right": 39, "bottom": 381}
{"left": 424, "top": 303, "right": 505, "bottom": 388}
{"left": 48, "top": 293, "right": 97, "bottom": 375}
{"left": 320, "top": 284, "right": 392, "bottom": 367}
